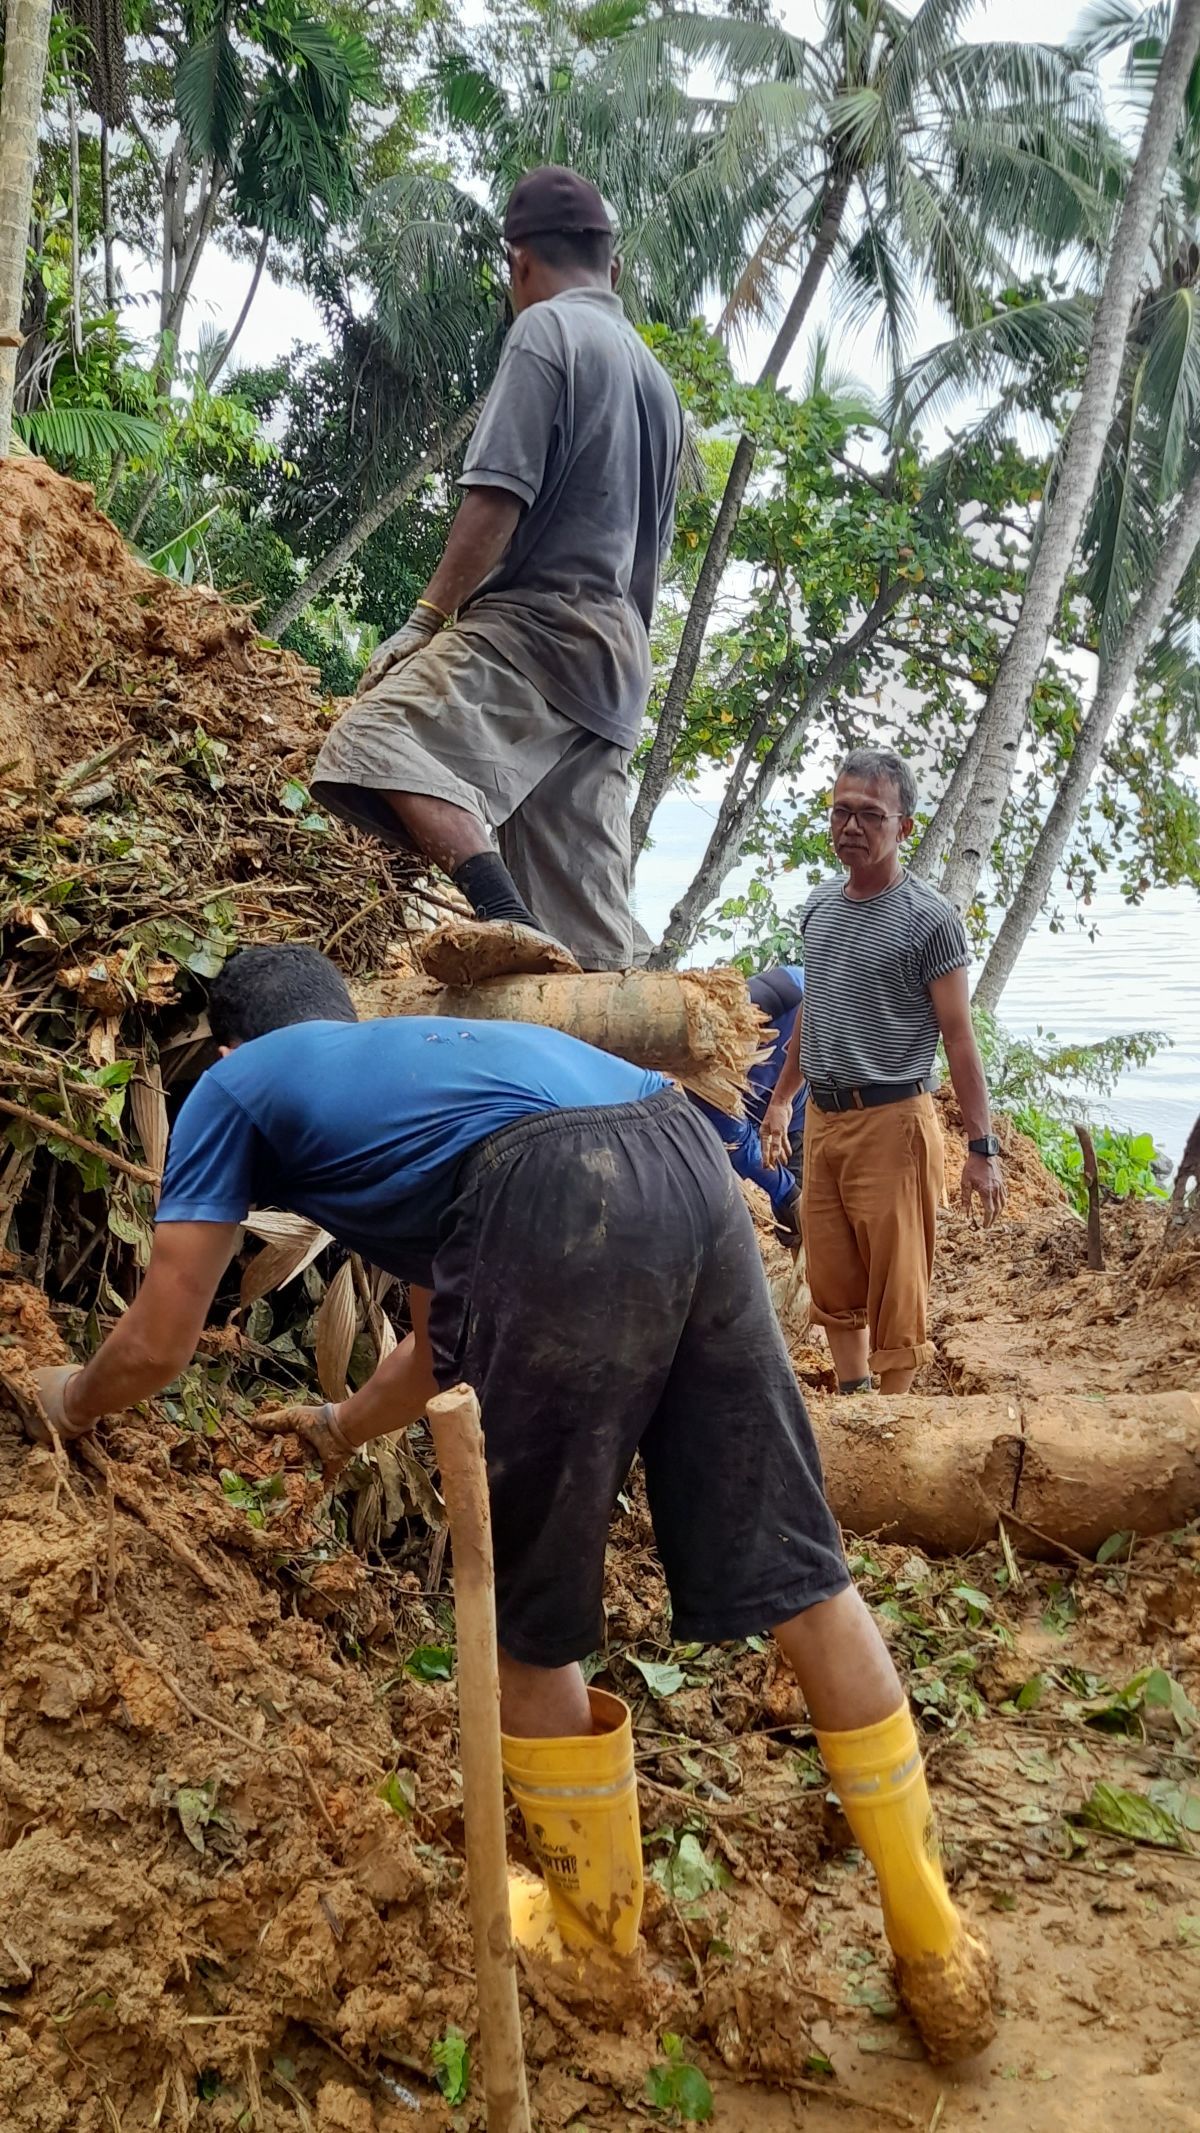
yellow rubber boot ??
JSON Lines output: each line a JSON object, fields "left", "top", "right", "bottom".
{"left": 501, "top": 1688, "right": 643, "bottom": 1961}
{"left": 817, "top": 1704, "right": 996, "bottom": 2062}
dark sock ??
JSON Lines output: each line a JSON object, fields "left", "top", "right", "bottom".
{"left": 452, "top": 852, "right": 541, "bottom": 931}
{"left": 838, "top": 1376, "right": 874, "bottom": 1394}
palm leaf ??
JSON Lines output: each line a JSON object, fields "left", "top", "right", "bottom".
{"left": 14, "top": 405, "right": 164, "bottom": 464}
{"left": 893, "top": 294, "right": 1094, "bottom": 430}
{"left": 175, "top": 24, "right": 246, "bottom": 166}
{"left": 1141, "top": 283, "right": 1200, "bottom": 497}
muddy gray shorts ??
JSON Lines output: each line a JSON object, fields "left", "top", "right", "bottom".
{"left": 311, "top": 628, "right": 634, "bottom": 972}
{"left": 428, "top": 1087, "right": 849, "bottom": 1666}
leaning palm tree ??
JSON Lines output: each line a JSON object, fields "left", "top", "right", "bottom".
{"left": 0, "top": 0, "right": 55, "bottom": 453}
{"left": 935, "top": 0, "right": 1200, "bottom": 913}
{"left": 629, "top": 0, "right": 1115, "bottom": 858}
{"left": 974, "top": 453, "right": 1200, "bottom": 1012}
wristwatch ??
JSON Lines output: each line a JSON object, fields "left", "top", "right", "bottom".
{"left": 968, "top": 1134, "right": 1001, "bottom": 1157}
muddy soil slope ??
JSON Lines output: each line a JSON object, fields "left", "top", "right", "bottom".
{"left": 3, "top": 1159, "right": 1200, "bottom": 2132}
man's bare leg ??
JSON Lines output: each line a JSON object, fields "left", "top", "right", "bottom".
{"left": 879, "top": 1364, "right": 917, "bottom": 1395}
{"left": 499, "top": 1650, "right": 594, "bottom": 1737}
{"left": 824, "top": 1321, "right": 872, "bottom": 1391}
{"left": 382, "top": 789, "right": 542, "bottom": 931}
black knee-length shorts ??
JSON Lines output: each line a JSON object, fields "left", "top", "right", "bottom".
{"left": 427, "top": 1087, "right": 848, "bottom": 1667}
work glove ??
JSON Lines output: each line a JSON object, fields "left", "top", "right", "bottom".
{"left": 28, "top": 1364, "right": 92, "bottom": 1445}
{"left": 357, "top": 604, "right": 444, "bottom": 697}
{"left": 251, "top": 1400, "right": 354, "bottom": 1485}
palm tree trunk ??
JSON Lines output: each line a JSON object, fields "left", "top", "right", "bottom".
{"left": 264, "top": 400, "right": 483, "bottom": 640}
{"left": 648, "top": 576, "right": 904, "bottom": 966}
{"left": 67, "top": 82, "right": 83, "bottom": 357}
{"left": 205, "top": 231, "right": 269, "bottom": 387}
{"left": 630, "top": 176, "right": 852, "bottom": 863}
{"left": 0, "top": 0, "right": 54, "bottom": 455}
{"left": 940, "top": 0, "right": 1200, "bottom": 914}
{"left": 974, "top": 458, "right": 1200, "bottom": 1014}
{"left": 100, "top": 120, "right": 116, "bottom": 310}
{"left": 908, "top": 712, "right": 988, "bottom": 881}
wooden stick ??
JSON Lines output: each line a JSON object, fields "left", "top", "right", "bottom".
{"left": 0, "top": 1095, "right": 160, "bottom": 1185}
{"left": 427, "top": 1384, "right": 531, "bottom": 2133}
{"left": 1075, "top": 1124, "right": 1104, "bottom": 1269}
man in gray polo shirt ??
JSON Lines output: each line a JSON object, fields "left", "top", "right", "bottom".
{"left": 312, "top": 165, "right": 684, "bottom": 971}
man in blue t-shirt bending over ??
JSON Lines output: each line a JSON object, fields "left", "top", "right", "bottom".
{"left": 27, "top": 945, "right": 992, "bottom": 2058}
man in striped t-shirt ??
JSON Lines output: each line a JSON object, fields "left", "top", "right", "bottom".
{"left": 762, "top": 749, "right": 1005, "bottom": 1394}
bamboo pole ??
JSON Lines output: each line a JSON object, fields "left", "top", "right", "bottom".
{"left": 426, "top": 1384, "right": 531, "bottom": 2133}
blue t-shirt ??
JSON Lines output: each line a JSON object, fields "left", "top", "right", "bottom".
{"left": 157, "top": 1018, "right": 666, "bottom": 1284}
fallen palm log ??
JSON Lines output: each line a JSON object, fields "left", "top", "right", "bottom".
{"left": 814, "top": 1390, "right": 1200, "bottom": 1557}
{"left": 356, "top": 967, "right": 768, "bottom": 1116}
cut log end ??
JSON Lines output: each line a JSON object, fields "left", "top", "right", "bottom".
{"left": 414, "top": 920, "right": 580, "bottom": 985}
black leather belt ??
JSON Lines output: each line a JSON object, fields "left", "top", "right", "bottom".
{"left": 809, "top": 1079, "right": 926, "bottom": 1113}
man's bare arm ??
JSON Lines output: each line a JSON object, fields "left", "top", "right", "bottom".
{"left": 423, "top": 490, "right": 524, "bottom": 618}
{"left": 929, "top": 968, "right": 1006, "bottom": 1225}
{"left": 760, "top": 1006, "right": 804, "bottom": 1168}
{"left": 331, "top": 1285, "right": 439, "bottom": 1450}
{"left": 61, "top": 1222, "right": 241, "bottom": 1429}
{"left": 357, "top": 490, "right": 526, "bottom": 696}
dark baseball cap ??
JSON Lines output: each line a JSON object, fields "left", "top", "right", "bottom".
{"left": 503, "top": 166, "right": 613, "bottom": 244}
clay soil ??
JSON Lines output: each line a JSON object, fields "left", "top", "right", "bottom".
{"left": 3, "top": 465, "right": 1200, "bottom": 2129}
{"left": 3, "top": 1142, "right": 1200, "bottom": 2132}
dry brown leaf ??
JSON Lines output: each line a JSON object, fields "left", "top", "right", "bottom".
{"left": 240, "top": 1215, "right": 332, "bottom": 1308}
{"left": 130, "top": 1063, "right": 169, "bottom": 1180}
{"left": 242, "top": 1209, "right": 323, "bottom": 1246}
{"left": 315, "top": 1257, "right": 358, "bottom": 1403}
{"left": 368, "top": 1300, "right": 397, "bottom": 1364}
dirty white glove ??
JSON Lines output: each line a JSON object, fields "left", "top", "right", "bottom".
{"left": 357, "top": 605, "right": 443, "bottom": 697}
{"left": 28, "top": 1365, "right": 92, "bottom": 1445}
{"left": 252, "top": 1400, "right": 354, "bottom": 1485}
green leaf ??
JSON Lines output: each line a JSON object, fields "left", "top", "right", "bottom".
{"left": 645, "top": 2038, "right": 713, "bottom": 2123}
{"left": 174, "top": 1780, "right": 219, "bottom": 1854}
{"left": 405, "top": 1643, "right": 454, "bottom": 1682}
{"left": 1096, "top": 1531, "right": 1133, "bottom": 1564}
{"left": 628, "top": 1656, "right": 686, "bottom": 1699}
{"left": 280, "top": 779, "right": 309, "bottom": 813}
{"left": 14, "top": 406, "right": 164, "bottom": 465}
{"left": 651, "top": 1832, "right": 728, "bottom": 1904}
{"left": 431, "top": 2026, "right": 469, "bottom": 2106}
{"left": 1016, "top": 1674, "right": 1045, "bottom": 1711}
{"left": 1072, "top": 1782, "right": 1192, "bottom": 1851}
{"left": 176, "top": 26, "right": 247, "bottom": 166}
{"left": 951, "top": 1583, "right": 992, "bottom": 1615}
{"left": 376, "top": 1769, "right": 416, "bottom": 1819}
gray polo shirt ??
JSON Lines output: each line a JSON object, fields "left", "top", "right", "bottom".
{"left": 455, "top": 287, "right": 684, "bottom": 750}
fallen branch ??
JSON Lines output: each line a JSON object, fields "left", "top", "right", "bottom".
{"left": 0, "top": 1096, "right": 160, "bottom": 1186}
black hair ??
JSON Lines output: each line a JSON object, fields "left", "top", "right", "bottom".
{"left": 519, "top": 227, "right": 613, "bottom": 275}
{"left": 208, "top": 944, "right": 358, "bottom": 1047}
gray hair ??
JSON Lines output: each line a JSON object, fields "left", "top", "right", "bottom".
{"left": 836, "top": 748, "right": 918, "bottom": 816}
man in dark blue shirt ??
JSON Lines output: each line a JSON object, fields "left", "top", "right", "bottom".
{"left": 28, "top": 945, "right": 992, "bottom": 2057}
{"left": 692, "top": 964, "right": 806, "bottom": 1239}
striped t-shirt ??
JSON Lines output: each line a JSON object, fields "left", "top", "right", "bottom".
{"left": 799, "top": 872, "right": 970, "bottom": 1087}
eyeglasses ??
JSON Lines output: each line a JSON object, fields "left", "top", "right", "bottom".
{"left": 830, "top": 803, "right": 897, "bottom": 831}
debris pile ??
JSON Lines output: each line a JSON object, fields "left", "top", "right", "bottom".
{"left": 0, "top": 460, "right": 435, "bottom": 1316}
